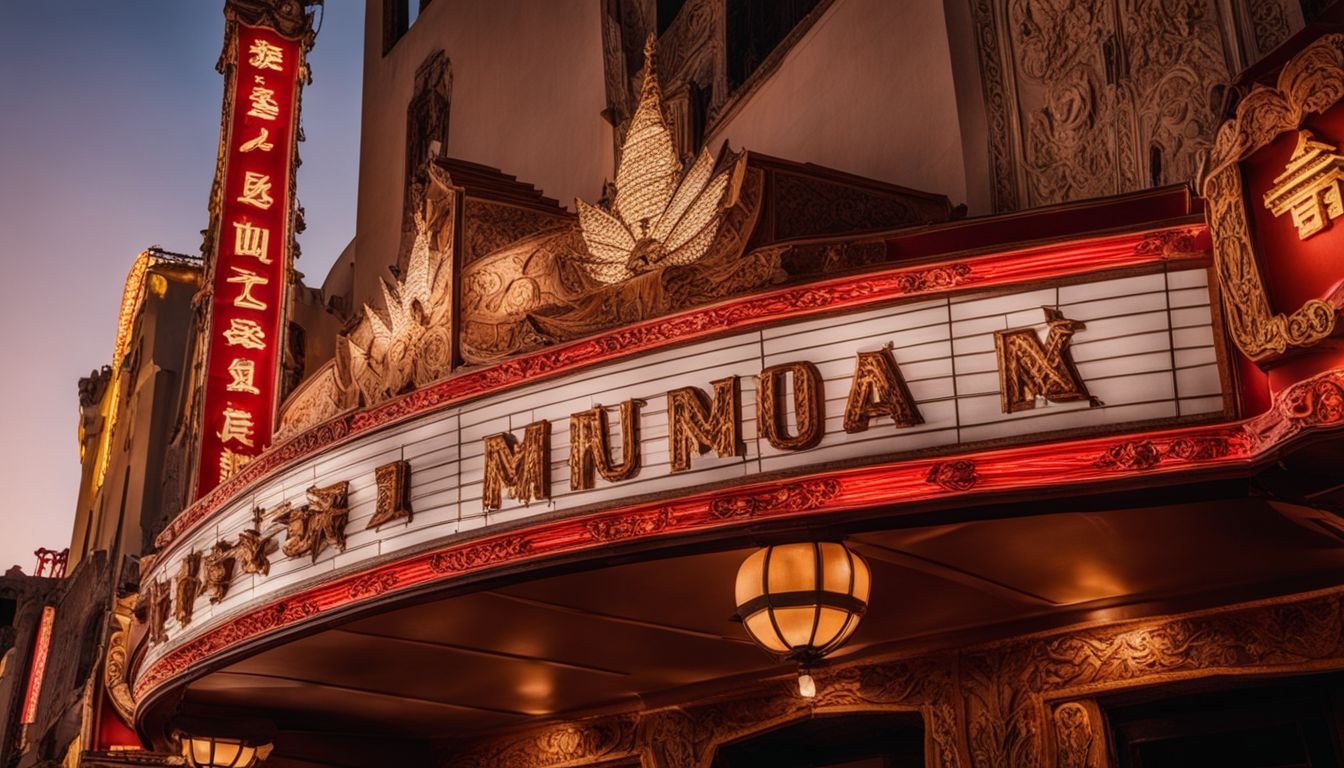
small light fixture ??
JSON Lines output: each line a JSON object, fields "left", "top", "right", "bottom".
{"left": 734, "top": 541, "right": 871, "bottom": 698}
{"left": 180, "top": 735, "right": 271, "bottom": 768}
{"left": 175, "top": 719, "right": 275, "bottom": 768}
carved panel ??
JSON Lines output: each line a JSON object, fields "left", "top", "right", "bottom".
{"left": 976, "top": 0, "right": 1231, "bottom": 210}
{"left": 1052, "top": 700, "right": 1107, "bottom": 768}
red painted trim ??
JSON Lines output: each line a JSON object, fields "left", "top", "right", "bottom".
{"left": 155, "top": 225, "right": 1210, "bottom": 551}
{"left": 22, "top": 606, "right": 55, "bottom": 724}
{"left": 133, "top": 367, "right": 1344, "bottom": 706}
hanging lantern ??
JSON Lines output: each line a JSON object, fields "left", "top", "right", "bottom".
{"left": 734, "top": 541, "right": 871, "bottom": 696}
{"left": 179, "top": 734, "right": 273, "bottom": 768}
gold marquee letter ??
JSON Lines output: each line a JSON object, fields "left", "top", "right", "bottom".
{"left": 569, "top": 400, "right": 643, "bottom": 491}
{"left": 994, "top": 307, "right": 1096, "bottom": 414}
{"left": 668, "top": 377, "right": 743, "bottom": 472}
{"left": 757, "top": 361, "right": 825, "bottom": 451}
{"left": 844, "top": 345, "right": 923, "bottom": 433}
{"left": 482, "top": 421, "right": 551, "bottom": 510}
{"left": 367, "top": 460, "right": 413, "bottom": 530}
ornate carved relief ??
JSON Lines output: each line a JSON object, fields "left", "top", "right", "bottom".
{"left": 1203, "top": 34, "right": 1344, "bottom": 361}
{"left": 995, "top": 308, "right": 1096, "bottom": 413}
{"left": 482, "top": 422, "right": 551, "bottom": 510}
{"left": 974, "top": 0, "right": 1230, "bottom": 210}
{"left": 103, "top": 593, "right": 138, "bottom": 724}
{"left": 926, "top": 460, "right": 979, "bottom": 492}
{"left": 668, "top": 377, "right": 743, "bottom": 472}
{"left": 1249, "top": 0, "right": 1295, "bottom": 57}
{"left": 402, "top": 51, "right": 452, "bottom": 266}
{"left": 368, "top": 460, "right": 413, "bottom": 529}
{"left": 569, "top": 400, "right": 643, "bottom": 491}
{"left": 276, "top": 482, "right": 350, "bottom": 562}
{"left": 1052, "top": 700, "right": 1107, "bottom": 768}
{"left": 235, "top": 509, "right": 279, "bottom": 576}
{"left": 340, "top": 162, "right": 457, "bottom": 406}
{"left": 844, "top": 345, "right": 923, "bottom": 433}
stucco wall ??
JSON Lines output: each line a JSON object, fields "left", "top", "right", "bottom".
{"left": 706, "top": 0, "right": 974, "bottom": 211}
{"left": 355, "top": 0, "right": 612, "bottom": 309}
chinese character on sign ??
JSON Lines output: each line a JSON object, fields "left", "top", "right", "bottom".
{"left": 1263, "top": 130, "right": 1344, "bottom": 240}
{"left": 227, "top": 266, "right": 270, "bottom": 311}
{"left": 223, "top": 318, "right": 267, "bottom": 350}
{"left": 219, "top": 447, "right": 253, "bottom": 483}
{"left": 218, "top": 407, "right": 257, "bottom": 448}
{"left": 237, "top": 171, "right": 274, "bottom": 210}
{"left": 247, "top": 86, "right": 280, "bottom": 120}
{"left": 239, "top": 127, "right": 274, "bottom": 153}
{"left": 248, "top": 40, "right": 285, "bottom": 71}
{"left": 226, "top": 358, "right": 261, "bottom": 395}
{"left": 232, "top": 221, "right": 272, "bottom": 263}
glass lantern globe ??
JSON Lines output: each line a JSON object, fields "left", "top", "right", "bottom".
{"left": 734, "top": 541, "right": 871, "bottom": 666}
{"left": 180, "top": 734, "right": 273, "bottom": 768}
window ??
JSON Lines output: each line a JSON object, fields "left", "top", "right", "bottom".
{"left": 711, "top": 712, "right": 924, "bottom": 768}
{"left": 725, "top": 0, "right": 824, "bottom": 90}
{"left": 1107, "top": 675, "right": 1344, "bottom": 768}
{"left": 383, "top": 0, "right": 430, "bottom": 55}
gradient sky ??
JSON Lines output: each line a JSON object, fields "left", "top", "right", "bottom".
{"left": 0, "top": 2, "right": 362, "bottom": 571}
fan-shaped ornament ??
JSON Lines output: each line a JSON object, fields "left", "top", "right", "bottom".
{"left": 577, "top": 36, "right": 736, "bottom": 285}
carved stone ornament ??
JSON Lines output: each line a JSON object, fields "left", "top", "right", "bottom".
{"left": 995, "top": 308, "right": 1097, "bottom": 414}
{"left": 1203, "top": 34, "right": 1344, "bottom": 362}
{"left": 224, "top": 0, "right": 317, "bottom": 43}
{"left": 174, "top": 552, "right": 203, "bottom": 628}
{"left": 277, "top": 482, "right": 351, "bottom": 562}
{"left": 103, "top": 593, "right": 138, "bottom": 724}
{"left": 340, "top": 161, "right": 457, "bottom": 407}
{"left": 368, "top": 460, "right": 414, "bottom": 529}
{"left": 1053, "top": 700, "right": 1107, "bottom": 768}
{"left": 973, "top": 0, "right": 1230, "bottom": 211}
{"left": 482, "top": 422, "right": 551, "bottom": 510}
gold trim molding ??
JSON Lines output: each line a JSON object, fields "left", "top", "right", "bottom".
{"left": 1203, "top": 34, "right": 1344, "bottom": 362}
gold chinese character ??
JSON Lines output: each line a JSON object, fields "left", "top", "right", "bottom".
{"left": 226, "top": 358, "right": 261, "bottom": 395}
{"left": 237, "top": 171, "right": 274, "bottom": 210}
{"left": 248, "top": 40, "right": 285, "bottom": 71}
{"left": 1264, "top": 130, "right": 1344, "bottom": 240}
{"left": 227, "top": 266, "right": 269, "bottom": 311}
{"left": 247, "top": 86, "right": 280, "bottom": 120}
{"left": 219, "top": 447, "right": 253, "bottom": 483}
{"left": 239, "top": 127, "right": 273, "bottom": 153}
{"left": 232, "top": 221, "right": 272, "bottom": 264}
{"left": 222, "top": 318, "right": 266, "bottom": 350}
{"left": 218, "top": 407, "right": 256, "bottom": 448}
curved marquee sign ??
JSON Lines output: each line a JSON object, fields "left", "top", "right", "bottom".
{"left": 135, "top": 226, "right": 1245, "bottom": 702}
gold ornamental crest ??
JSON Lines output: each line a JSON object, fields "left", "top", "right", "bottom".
{"left": 1202, "top": 33, "right": 1344, "bottom": 363}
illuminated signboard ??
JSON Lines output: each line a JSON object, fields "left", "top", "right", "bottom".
{"left": 21, "top": 606, "right": 55, "bottom": 725}
{"left": 197, "top": 24, "right": 303, "bottom": 497}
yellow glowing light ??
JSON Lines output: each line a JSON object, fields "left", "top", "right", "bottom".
{"left": 576, "top": 36, "right": 734, "bottom": 285}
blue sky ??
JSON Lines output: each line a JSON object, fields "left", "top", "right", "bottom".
{"left": 0, "top": 2, "right": 362, "bottom": 570}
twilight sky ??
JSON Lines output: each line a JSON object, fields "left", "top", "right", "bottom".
{"left": 0, "top": 2, "right": 362, "bottom": 571}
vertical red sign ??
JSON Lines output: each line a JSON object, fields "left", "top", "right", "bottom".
{"left": 197, "top": 25, "right": 302, "bottom": 497}
{"left": 21, "top": 606, "right": 55, "bottom": 725}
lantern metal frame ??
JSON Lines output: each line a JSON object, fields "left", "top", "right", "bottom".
{"left": 734, "top": 541, "right": 870, "bottom": 667}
